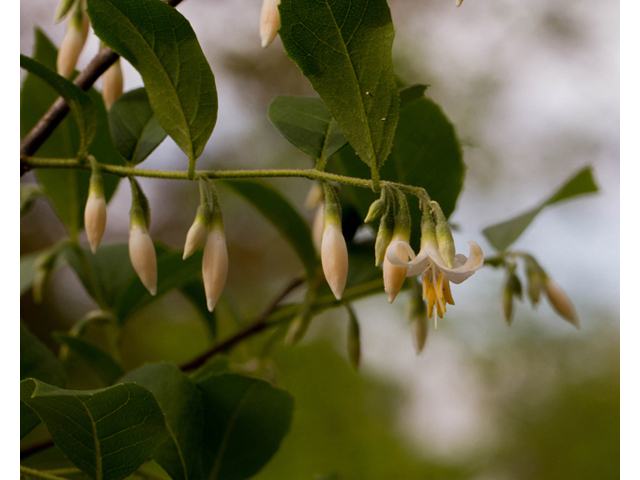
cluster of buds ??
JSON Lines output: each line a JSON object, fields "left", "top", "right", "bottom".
{"left": 183, "top": 176, "right": 228, "bottom": 312}
{"left": 502, "top": 253, "right": 579, "bottom": 328}
{"left": 56, "top": 0, "right": 89, "bottom": 78}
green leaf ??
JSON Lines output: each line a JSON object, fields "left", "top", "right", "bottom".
{"left": 109, "top": 88, "right": 167, "bottom": 165}
{"left": 221, "top": 180, "right": 318, "bottom": 278}
{"left": 21, "top": 184, "right": 43, "bottom": 217}
{"left": 330, "top": 90, "right": 464, "bottom": 247}
{"left": 115, "top": 247, "right": 205, "bottom": 322}
{"left": 482, "top": 166, "right": 598, "bottom": 251}
{"left": 21, "top": 323, "right": 67, "bottom": 438}
{"left": 54, "top": 333, "right": 125, "bottom": 386}
{"left": 194, "top": 373, "right": 294, "bottom": 480}
{"left": 20, "top": 54, "right": 97, "bottom": 157}
{"left": 21, "top": 30, "right": 122, "bottom": 236}
{"left": 120, "top": 363, "right": 204, "bottom": 480}
{"left": 278, "top": 0, "right": 400, "bottom": 177}
{"left": 398, "top": 84, "right": 429, "bottom": 108}
{"left": 87, "top": 0, "right": 218, "bottom": 176}
{"left": 268, "top": 96, "right": 347, "bottom": 163}
{"left": 21, "top": 379, "right": 167, "bottom": 480}
{"left": 20, "top": 251, "right": 44, "bottom": 297}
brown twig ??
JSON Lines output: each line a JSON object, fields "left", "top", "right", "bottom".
{"left": 19, "top": 0, "right": 184, "bottom": 168}
{"left": 20, "top": 439, "right": 55, "bottom": 460}
{"left": 179, "top": 277, "right": 306, "bottom": 372}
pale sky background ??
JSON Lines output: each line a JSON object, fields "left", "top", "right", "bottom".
{"left": 20, "top": 0, "right": 620, "bottom": 464}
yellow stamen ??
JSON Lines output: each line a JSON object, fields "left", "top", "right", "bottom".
{"left": 443, "top": 278, "right": 455, "bottom": 305}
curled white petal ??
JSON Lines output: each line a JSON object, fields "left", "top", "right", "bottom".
{"left": 203, "top": 226, "right": 228, "bottom": 311}
{"left": 321, "top": 223, "right": 348, "bottom": 300}
{"left": 432, "top": 242, "right": 484, "bottom": 284}
{"left": 260, "top": 0, "right": 281, "bottom": 48}
{"left": 129, "top": 225, "right": 157, "bottom": 295}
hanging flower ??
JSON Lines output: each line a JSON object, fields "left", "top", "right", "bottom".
{"left": 202, "top": 223, "right": 228, "bottom": 312}
{"left": 386, "top": 236, "right": 483, "bottom": 325}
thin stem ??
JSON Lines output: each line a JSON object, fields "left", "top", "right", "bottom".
{"left": 22, "top": 157, "right": 428, "bottom": 198}
{"left": 19, "top": 0, "right": 185, "bottom": 161}
{"left": 180, "top": 276, "right": 305, "bottom": 371}
{"left": 42, "top": 469, "right": 82, "bottom": 476}
{"left": 20, "top": 465, "right": 69, "bottom": 480}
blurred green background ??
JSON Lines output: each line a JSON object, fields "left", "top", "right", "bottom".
{"left": 21, "top": 0, "right": 619, "bottom": 478}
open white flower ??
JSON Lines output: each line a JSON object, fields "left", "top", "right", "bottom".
{"left": 386, "top": 238, "right": 483, "bottom": 324}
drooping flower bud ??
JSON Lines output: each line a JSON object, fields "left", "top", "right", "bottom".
{"left": 102, "top": 58, "right": 124, "bottom": 110}
{"left": 544, "top": 277, "right": 580, "bottom": 328}
{"left": 84, "top": 168, "right": 106, "bottom": 254}
{"left": 321, "top": 183, "right": 348, "bottom": 300}
{"left": 375, "top": 201, "right": 394, "bottom": 266}
{"left": 129, "top": 178, "right": 156, "bottom": 295}
{"left": 456, "top": 0, "right": 464, "bottom": 7}
{"left": 202, "top": 222, "right": 229, "bottom": 312}
{"left": 365, "top": 188, "right": 388, "bottom": 223}
{"left": 431, "top": 201, "right": 455, "bottom": 267}
{"left": 383, "top": 191, "right": 411, "bottom": 303}
{"left": 183, "top": 204, "right": 210, "bottom": 260}
{"left": 57, "top": 5, "right": 89, "bottom": 78}
{"left": 346, "top": 306, "right": 361, "bottom": 370}
{"left": 408, "top": 280, "right": 427, "bottom": 353}
{"left": 260, "top": 0, "right": 281, "bottom": 48}
{"left": 129, "top": 223, "right": 157, "bottom": 296}
{"left": 523, "top": 254, "right": 546, "bottom": 307}
{"left": 502, "top": 271, "right": 522, "bottom": 325}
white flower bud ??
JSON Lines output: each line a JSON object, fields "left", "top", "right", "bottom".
{"left": 84, "top": 190, "right": 107, "bottom": 254}
{"left": 102, "top": 60, "right": 123, "bottom": 110}
{"left": 544, "top": 277, "right": 580, "bottom": 328}
{"left": 321, "top": 222, "right": 349, "bottom": 300}
{"left": 183, "top": 217, "right": 208, "bottom": 260}
{"left": 383, "top": 234, "right": 410, "bottom": 303}
{"left": 260, "top": 0, "right": 281, "bottom": 48}
{"left": 57, "top": 11, "right": 89, "bottom": 78}
{"left": 203, "top": 224, "right": 228, "bottom": 312}
{"left": 129, "top": 224, "right": 157, "bottom": 296}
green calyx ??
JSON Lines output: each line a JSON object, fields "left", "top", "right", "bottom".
{"left": 431, "top": 201, "right": 455, "bottom": 267}
{"left": 364, "top": 187, "right": 389, "bottom": 223}
{"left": 322, "top": 182, "right": 342, "bottom": 228}
{"left": 129, "top": 177, "right": 150, "bottom": 229}
{"left": 375, "top": 196, "right": 395, "bottom": 266}
{"left": 392, "top": 189, "right": 411, "bottom": 240}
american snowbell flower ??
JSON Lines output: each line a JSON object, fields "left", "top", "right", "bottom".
{"left": 84, "top": 167, "right": 106, "bottom": 254}
{"left": 260, "top": 0, "right": 281, "bottom": 48}
{"left": 57, "top": 6, "right": 89, "bottom": 78}
{"left": 386, "top": 201, "right": 483, "bottom": 327}
{"left": 202, "top": 222, "right": 228, "bottom": 312}
{"left": 321, "top": 183, "right": 348, "bottom": 300}
{"left": 102, "top": 58, "right": 124, "bottom": 110}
